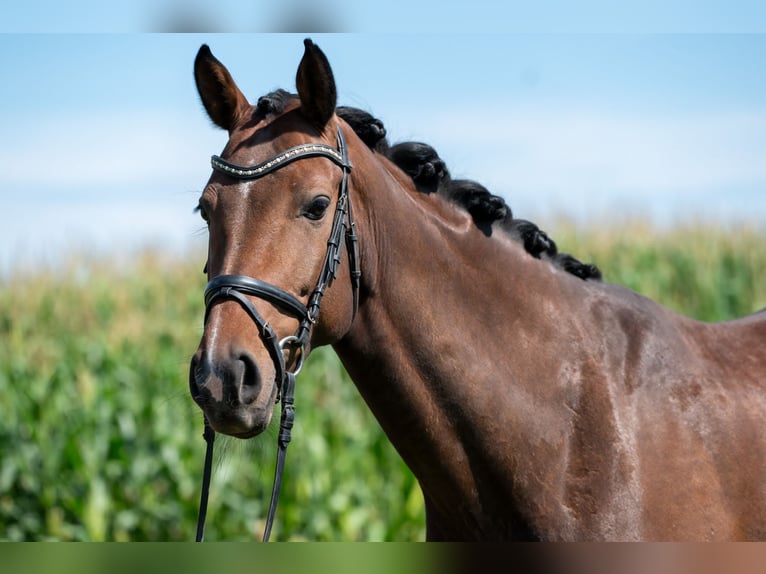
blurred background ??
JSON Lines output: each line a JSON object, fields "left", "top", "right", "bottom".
{"left": 1, "top": 1, "right": 765, "bottom": 543}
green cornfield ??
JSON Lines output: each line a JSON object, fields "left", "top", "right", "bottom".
{"left": 0, "top": 222, "right": 764, "bottom": 541}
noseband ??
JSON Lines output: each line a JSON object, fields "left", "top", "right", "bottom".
{"left": 195, "top": 126, "right": 359, "bottom": 541}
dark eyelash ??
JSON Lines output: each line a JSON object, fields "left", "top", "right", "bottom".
{"left": 194, "top": 204, "right": 209, "bottom": 221}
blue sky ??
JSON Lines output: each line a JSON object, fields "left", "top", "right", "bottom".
{"left": 2, "top": 15, "right": 766, "bottom": 272}
{"left": 5, "top": 1, "right": 766, "bottom": 33}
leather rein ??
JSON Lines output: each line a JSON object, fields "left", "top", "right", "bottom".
{"left": 195, "top": 126, "right": 359, "bottom": 541}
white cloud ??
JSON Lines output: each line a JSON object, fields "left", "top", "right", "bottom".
{"left": 0, "top": 110, "right": 219, "bottom": 272}
{"left": 1, "top": 109, "right": 223, "bottom": 191}
{"left": 409, "top": 104, "right": 766, "bottom": 218}
{"left": 2, "top": 194, "right": 208, "bottom": 274}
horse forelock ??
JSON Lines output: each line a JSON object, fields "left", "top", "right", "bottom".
{"left": 256, "top": 89, "right": 295, "bottom": 117}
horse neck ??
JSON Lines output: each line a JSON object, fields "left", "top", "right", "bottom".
{"left": 334, "top": 142, "right": 577, "bottom": 401}
{"left": 331, "top": 145, "right": 589, "bottom": 537}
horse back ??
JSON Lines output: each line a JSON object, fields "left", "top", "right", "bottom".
{"left": 561, "top": 284, "right": 766, "bottom": 540}
{"left": 629, "top": 301, "right": 766, "bottom": 539}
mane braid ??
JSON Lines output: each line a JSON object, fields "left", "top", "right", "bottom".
{"left": 337, "top": 107, "right": 389, "bottom": 153}
{"left": 256, "top": 89, "right": 294, "bottom": 116}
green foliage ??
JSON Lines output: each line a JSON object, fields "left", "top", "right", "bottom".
{"left": 0, "top": 224, "right": 763, "bottom": 541}
{"left": 556, "top": 221, "right": 765, "bottom": 321}
{"left": 0, "top": 250, "right": 421, "bottom": 541}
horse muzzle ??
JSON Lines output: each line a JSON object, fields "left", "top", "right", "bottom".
{"left": 189, "top": 348, "right": 277, "bottom": 438}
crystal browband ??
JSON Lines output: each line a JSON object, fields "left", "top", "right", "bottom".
{"left": 211, "top": 143, "right": 349, "bottom": 180}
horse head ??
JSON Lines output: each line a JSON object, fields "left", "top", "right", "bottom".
{"left": 189, "top": 40, "right": 358, "bottom": 438}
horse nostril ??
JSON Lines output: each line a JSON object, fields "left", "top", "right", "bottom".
{"left": 189, "top": 354, "right": 203, "bottom": 401}
{"left": 188, "top": 349, "right": 264, "bottom": 406}
{"left": 238, "top": 351, "right": 262, "bottom": 404}
{"left": 189, "top": 352, "right": 231, "bottom": 404}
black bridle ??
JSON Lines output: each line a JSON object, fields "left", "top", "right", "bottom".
{"left": 195, "top": 126, "right": 359, "bottom": 541}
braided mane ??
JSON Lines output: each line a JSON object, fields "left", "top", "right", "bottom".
{"left": 336, "top": 106, "right": 602, "bottom": 281}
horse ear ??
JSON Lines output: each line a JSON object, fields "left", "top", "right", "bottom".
{"left": 194, "top": 44, "right": 249, "bottom": 132}
{"left": 295, "top": 38, "right": 337, "bottom": 129}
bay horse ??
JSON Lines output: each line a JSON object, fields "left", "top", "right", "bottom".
{"left": 188, "top": 38, "right": 766, "bottom": 541}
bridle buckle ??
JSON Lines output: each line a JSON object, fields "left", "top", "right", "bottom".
{"left": 279, "top": 335, "right": 306, "bottom": 376}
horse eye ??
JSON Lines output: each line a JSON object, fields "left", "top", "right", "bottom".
{"left": 196, "top": 203, "right": 209, "bottom": 223}
{"left": 303, "top": 196, "right": 331, "bottom": 221}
